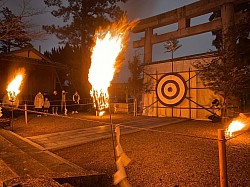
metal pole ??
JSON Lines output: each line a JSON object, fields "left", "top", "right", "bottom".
{"left": 218, "top": 129, "right": 228, "bottom": 187}
{"left": 25, "top": 103, "right": 28, "bottom": 124}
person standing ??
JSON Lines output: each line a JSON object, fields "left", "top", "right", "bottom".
{"left": 50, "top": 90, "right": 60, "bottom": 115}
{"left": 72, "top": 91, "right": 80, "bottom": 114}
{"left": 43, "top": 97, "right": 50, "bottom": 116}
{"left": 34, "top": 91, "right": 44, "bottom": 117}
{"left": 61, "top": 90, "right": 67, "bottom": 115}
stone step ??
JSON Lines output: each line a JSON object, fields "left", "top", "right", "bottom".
{"left": 0, "top": 129, "right": 110, "bottom": 186}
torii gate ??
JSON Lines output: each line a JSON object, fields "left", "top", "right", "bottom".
{"left": 132, "top": 0, "right": 249, "bottom": 64}
{"left": 131, "top": 0, "right": 249, "bottom": 119}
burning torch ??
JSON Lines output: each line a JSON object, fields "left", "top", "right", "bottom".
{"left": 7, "top": 73, "right": 23, "bottom": 131}
{"left": 218, "top": 113, "right": 249, "bottom": 187}
{"left": 225, "top": 113, "right": 249, "bottom": 138}
{"left": 88, "top": 17, "right": 138, "bottom": 117}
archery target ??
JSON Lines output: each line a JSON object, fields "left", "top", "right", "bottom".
{"left": 156, "top": 73, "right": 187, "bottom": 106}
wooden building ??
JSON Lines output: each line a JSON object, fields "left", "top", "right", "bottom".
{"left": 0, "top": 47, "right": 64, "bottom": 103}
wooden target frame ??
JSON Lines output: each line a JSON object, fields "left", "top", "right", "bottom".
{"left": 156, "top": 73, "right": 187, "bottom": 106}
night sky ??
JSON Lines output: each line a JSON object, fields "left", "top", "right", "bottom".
{"left": 4, "top": 0, "right": 216, "bottom": 82}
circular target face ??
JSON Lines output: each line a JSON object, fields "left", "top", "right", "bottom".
{"left": 156, "top": 73, "right": 187, "bottom": 106}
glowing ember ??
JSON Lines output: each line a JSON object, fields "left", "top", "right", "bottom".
{"left": 226, "top": 120, "right": 246, "bottom": 137}
{"left": 88, "top": 17, "right": 138, "bottom": 115}
{"left": 7, "top": 74, "right": 23, "bottom": 101}
{"left": 99, "top": 111, "right": 105, "bottom": 117}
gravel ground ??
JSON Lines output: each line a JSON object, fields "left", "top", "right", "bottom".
{"left": 9, "top": 112, "right": 250, "bottom": 187}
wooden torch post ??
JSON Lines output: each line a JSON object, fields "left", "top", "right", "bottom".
{"left": 25, "top": 103, "right": 28, "bottom": 124}
{"left": 218, "top": 129, "right": 228, "bottom": 187}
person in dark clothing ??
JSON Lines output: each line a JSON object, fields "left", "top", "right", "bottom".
{"left": 50, "top": 90, "right": 60, "bottom": 115}
{"left": 72, "top": 91, "right": 80, "bottom": 114}
{"left": 208, "top": 98, "right": 221, "bottom": 123}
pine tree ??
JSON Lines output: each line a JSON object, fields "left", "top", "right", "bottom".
{"left": 163, "top": 39, "right": 182, "bottom": 72}
{"left": 43, "top": 0, "right": 127, "bottom": 97}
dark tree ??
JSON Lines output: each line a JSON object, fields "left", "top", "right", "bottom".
{"left": 0, "top": 7, "right": 31, "bottom": 52}
{"left": 209, "top": 1, "right": 250, "bottom": 50}
{"left": 194, "top": 12, "right": 250, "bottom": 118}
{"left": 44, "top": 43, "right": 83, "bottom": 95}
{"left": 128, "top": 53, "right": 152, "bottom": 116}
{"left": 0, "top": 0, "right": 45, "bottom": 52}
{"left": 43, "top": 0, "right": 127, "bottom": 97}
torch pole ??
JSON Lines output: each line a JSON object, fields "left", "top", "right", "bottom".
{"left": 11, "top": 101, "right": 14, "bottom": 131}
{"left": 218, "top": 129, "right": 228, "bottom": 187}
{"left": 109, "top": 104, "right": 117, "bottom": 162}
{"left": 25, "top": 103, "right": 28, "bottom": 125}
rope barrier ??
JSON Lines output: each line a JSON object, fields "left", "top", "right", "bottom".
{"left": 0, "top": 105, "right": 112, "bottom": 125}
{"left": 17, "top": 103, "right": 93, "bottom": 107}
{"left": 0, "top": 98, "right": 92, "bottom": 103}
{"left": 1, "top": 104, "right": 249, "bottom": 142}
{"left": 118, "top": 123, "right": 218, "bottom": 141}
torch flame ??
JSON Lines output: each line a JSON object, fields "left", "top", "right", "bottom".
{"left": 226, "top": 120, "right": 246, "bottom": 137}
{"left": 88, "top": 17, "right": 138, "bottom": 115}
{"left": 7, "top": 74, "right": 23, "bottom": 101}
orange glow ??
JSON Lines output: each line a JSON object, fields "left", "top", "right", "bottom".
{"left": 88, "top": 17, "right": 138, "bottom": 115}
{"left": 226, "top": 120, "right": 246, "bottom": 137}
{"left": 7, "top": 71, "right": 24, "bottom": 101}
{"left": 99, "top": 111, "right": 105, "bottom": 117}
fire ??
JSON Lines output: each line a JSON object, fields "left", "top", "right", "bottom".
{"left": 7, "top": 73, "right": 24, "bottom": 101}
{"left": 88, "top": 17, "right": 138, "bottom": 115}
{"left": 226, "top": 120, "right": 246, "bottom": 137}
{"left": 225, "top": 113, "right": 249, "bottom": 137}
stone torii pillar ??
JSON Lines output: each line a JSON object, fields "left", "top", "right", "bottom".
{"left": 144, "top": 28, "right": 153, "bottom": 64}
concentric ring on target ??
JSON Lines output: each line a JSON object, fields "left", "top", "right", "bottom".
{"left": 156, "top": 73, "right": 187, "bottom": 106}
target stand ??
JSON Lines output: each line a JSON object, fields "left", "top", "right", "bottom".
{"left": 156, "top": 73, "right": 187, "bottom": 106}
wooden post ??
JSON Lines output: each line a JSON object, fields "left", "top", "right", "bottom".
{"left": 188, "top": 68, "right": 191, "bottom": 119}
{"left": 218, "top": 129, "right": 228, "bottom": 187}
{"left": 25, "top": 103, "right": 28, "bottom": 124}
{"left": 11, "top": 101, "right": 14, "bottom": 131}
{"left": 156, "top": 70, "right": 159, "bottom": 118}
{"left": 133, "top": 97, "right": 137, "bottom": 117}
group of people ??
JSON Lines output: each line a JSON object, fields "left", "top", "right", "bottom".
{"left": 34, "top": 90, "right": 80, "bottom": 116}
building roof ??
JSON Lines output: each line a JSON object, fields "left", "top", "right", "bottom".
{"left": 0, "top": 47, "right": 66, "bottom": 69}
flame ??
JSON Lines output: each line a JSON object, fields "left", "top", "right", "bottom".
{"left": 99, "top": 111, "right": 105, "bottom": 117}
{"left": 226, "top": 120, "right": 246, "bottom": 137}
{"left": 88, "top": 17, "right": 138, "bottom": 115}
{"left": 225, "top": 113, "right": 250, "bottom": 137}
{"left": 7, "top": 73, "right": 24, "bottom": 101}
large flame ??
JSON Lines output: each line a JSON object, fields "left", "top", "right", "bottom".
{"left": 226, "top": 120, "right": 246, "bottom": 137}
{"left": 7, "top": 70, "right": 24, "bottom": 101}
{"left": 226, "top": 113, "right": 249, "bottom": 137}
{"left": 88, "top": 17, "right": 138, "bottom": 114}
